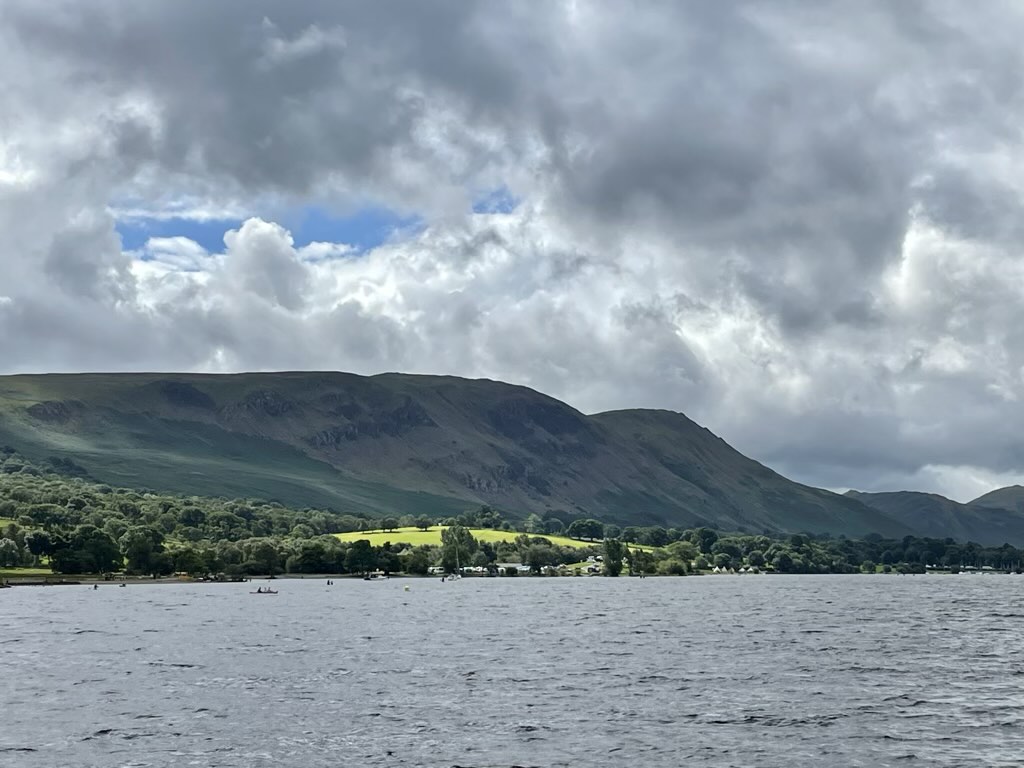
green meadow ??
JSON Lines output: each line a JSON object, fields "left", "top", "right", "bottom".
{"left": 334, "top": 526, "right": 594, "bottom": 549}
{"left": 1, "top": 567, "right": 53, "bottom": 578}
{"left": 333, "top": 526, "right": 653, "bottom": 551}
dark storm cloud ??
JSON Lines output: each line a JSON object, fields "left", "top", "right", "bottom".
{"left": 4, "top": 0, "right": 533, "bottom": 204}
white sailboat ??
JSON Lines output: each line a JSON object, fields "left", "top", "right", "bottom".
{"left": 449, "top": 542, "right": 463, "bottom": 580}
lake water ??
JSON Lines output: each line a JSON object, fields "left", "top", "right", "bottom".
{"left": 4, "top": 574, "right": 1024, "bottom": 767}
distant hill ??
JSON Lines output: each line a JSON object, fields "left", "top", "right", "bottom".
{"left": 0, "top": 371, "right": 906, "bottom": 537}
{"left": 970, "top": 486, "right": 1024, "bottom": 513}
{"left": 590, "top": 409, "right": 905, "bottom": 536}
{"left": 846, "top": 489, "right": 1024, "bottom": 546}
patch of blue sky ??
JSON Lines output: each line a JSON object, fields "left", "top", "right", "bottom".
{"left": 276, "top": 205, "right": 423, "bottom": 253}
{"left": 117, "top": 204, "right": 424, "bottom": 260}
{"left": 472, "top": 186, "right": 519, "bottom": 214}
{"left": 118, "top": 188, "right": 514, "bottom": 262}
{"left": 117, "top": 216, "right": 242, "bottom": 255}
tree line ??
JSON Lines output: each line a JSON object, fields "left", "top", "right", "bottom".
{"left": 3, "top": 448, "right": 1023, "bottom": 578}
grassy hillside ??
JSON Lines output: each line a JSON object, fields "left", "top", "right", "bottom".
{"left": 970, "top": 486, "right": 1024, "bottom": 513}
{"left": 0, "top": 371, "right": 902, "bottom": 536}
{"left": 0, "top": 375, "right": 484, "bottom": 518}
{"left": 333, "top": 526, "right": 608, "bottom": 549}
{"left": 592, "top": 410, "right": 908, "bottom": 537}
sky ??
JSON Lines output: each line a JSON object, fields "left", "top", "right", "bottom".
{"left": 3, "top": 1, "right": 1024, "bottom": 502}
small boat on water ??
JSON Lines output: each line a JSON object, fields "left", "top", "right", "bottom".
{"left": 251, "top": 588, "right": 278, "bottom": 594}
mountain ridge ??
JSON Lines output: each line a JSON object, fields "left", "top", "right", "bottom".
{"left": 7, "top": 370, "right": 1024, "bottom": 543}
{"left": 846, "top": 489, "right": 1024, "bottom": 546}
{"left": 0, "top": 370, "right": 910, "bottom": 538}
{"left": 969, "top": 485, "right": 1024, "bottom": 511}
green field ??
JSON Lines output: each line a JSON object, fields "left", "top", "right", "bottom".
{"left": 334, "top": 526, "right": 607, "bottom": 549}
{"left": 1, "top": 567, "right": 53, "bottom": 578}
{"left": 333, "top": 526, "right": 655, "bottom": 551}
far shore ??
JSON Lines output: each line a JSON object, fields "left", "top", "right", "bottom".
{"left": 2, "top": 568, "right": 1014, "bottom": 587}
{"left": 0, "top": 573, "right": 438, "bottom": 587}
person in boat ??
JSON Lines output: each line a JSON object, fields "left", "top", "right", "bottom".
{"left": 256, "top": 586, "right": 263, "bottom": 593}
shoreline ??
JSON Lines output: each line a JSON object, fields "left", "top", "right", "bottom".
{"left": 0, "top": 573, "right": 435, "bottom": 587}
{"left": 2, "top": 569, "right": 1011, "bottom": 587}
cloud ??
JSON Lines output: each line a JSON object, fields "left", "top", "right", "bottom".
{"left": 259, "top": 20, "right": 347, "bottom": 68}
{"left": 139, "top": 236, "right": 209, "bottom": 272}
{"left": 221, "top": 218, "right": 311, "bottom": 311}
{"left": 3, "top": 1, "right": 1024, "bottom": 500}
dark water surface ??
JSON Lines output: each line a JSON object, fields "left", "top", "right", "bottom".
{"left": 4, "top": 575, "right": 1024, "bottom": 767}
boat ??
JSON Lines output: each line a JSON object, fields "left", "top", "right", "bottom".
{"left": 444, "top": 541, "right": 463, "bottom": 580}
{"left": 251, "top": 588, "right": 278, "bottom": 594}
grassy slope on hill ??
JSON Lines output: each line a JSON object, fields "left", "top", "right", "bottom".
{"left": 970, "top": 485, "right": 1024, "bottom": 511}
{"left": 0, "top": 400, "right": 474, "bottom": 519}
{"left": 0, "top": 371, "right": 905, "bottom": 536}
{"left": 591, "top": 409, "right": 907, "bottom": 537}
{"left": 332, "top": 526, "right": 618, "bottom": 550}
